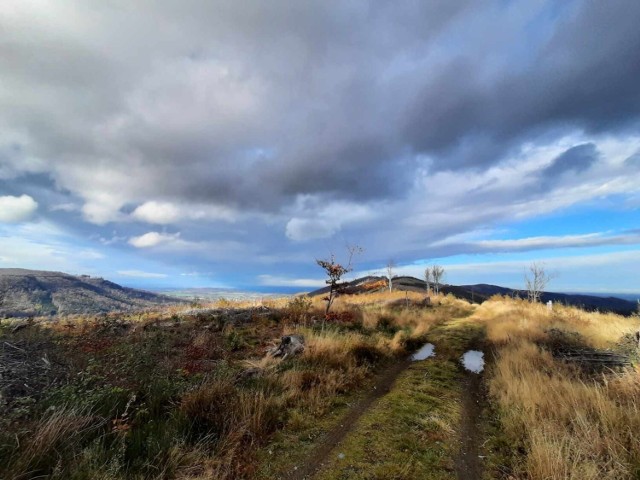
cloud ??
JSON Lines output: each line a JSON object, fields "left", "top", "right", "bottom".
{"left": 257, "top": 274, "right": 325, "bottom": 288}
{"left": 0, "top": 194, "right": 38, "bottom": 222}
{"left": 542, "top": 143, "right": 599, "bottom": 178}
{"left": 0, "top": 228, "right": 101, "bottom": 273}
{"left": 285, "top": 218, "right": 338, "bottom": 242}
{"left": 285, "top": 199, "right": 377, "bottom": 242}
{"left": 0, "top": 1, "right": 639, "bottom": 289}
{"left": 1, "top": 1, "right": 638, "bottom": 222}
{"left": 132, "top": 201, "right": 181, "bottom": 224}
{"left": 77, "top": 249, "right": 105, "bottom": 260}
{"left": 128, "top": 231, "right": 181, "bottom": 248}
{"left": 180, "top": 271, "right": 211, "bottom": 277}
{"left": 117, "top": 270, "right": 168, "bottom": 279}
{"left": 433, "top": 231, "right": 640, "bottom": 254}
{"left": 49, "top": 202, "right": 79, "bottom": 212}
{"left": 131, "top": 200, "right": 237, "bottom": 224}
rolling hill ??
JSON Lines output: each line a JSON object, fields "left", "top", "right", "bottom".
{"left": 0, "top": 268, "right": 180, "bottom": 317}
{"left": 308, "top": 275, "right": 639, "bottom": 316}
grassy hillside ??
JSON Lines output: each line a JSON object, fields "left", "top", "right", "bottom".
{"left": 0, "top": 269, "right": 180, "bottom": 317}
{"left": 1, "top": 291, "right": 639, "bottom": 479}
{"left": 308, "top": 276, "right": 639, "bottom": 315}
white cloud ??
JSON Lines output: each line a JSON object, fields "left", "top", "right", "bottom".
{"left": 473, "top": 233, "right": 640, "bottom": 250}
{"left": 117, "top": 269, "right": 168, "bottom": 279}
{"left": 81, "top": 200, "right": 125, "bottom": 225}
{"left": 128, "top": 231, "right": 181, "bottom": 248}
{"left": 432, "top": 231, "right": 640, "bottom": 252}
{"left": 131, "top": 200, "right": 237, "bottom": 224}
{"left": 0, "top": 194, "right": 38, "bottom": 223}
{"left": 257, "top": 274, "right": 325, "bottom": 288}
{"left": 285, "top": 199, "right": 377, "bottom": 242}
{"left": 439, "top": 250, "right": 640, "bottom": 273}
{"left": 132, "top": 201, "right": 181, "bottom": 224}
{"left": 285, "top": 218, "right": 339, "bottom": 242}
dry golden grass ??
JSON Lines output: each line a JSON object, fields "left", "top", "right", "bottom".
{"left": 3, "top": 407, "right": 104, "bottom": 478}
{"left": 11, "top": 287, "right": 638, "bottom": 480}
{"left": 478, "top": 296, "right": 640, "bottom": 479}
{"left": 475, "top": 295, "right": 639, "bottom": 348}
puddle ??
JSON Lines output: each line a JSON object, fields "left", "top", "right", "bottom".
{"left": 461, "top": 350, "right": 484, "bottom": 373}
{"left": 411, "top": 343, "right": 435, "bottom": 361}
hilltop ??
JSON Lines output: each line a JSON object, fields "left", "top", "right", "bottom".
{"left": 308, "top": 275, "right": 638, "bottom": 315}
{"left": 0, "top": 268, "right": 180, "bottom": 317}
{"left": 2, "top": 289, "right": 639, "bottom": 479}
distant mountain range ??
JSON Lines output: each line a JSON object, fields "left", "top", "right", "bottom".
{"left": 0, "top": 268, "right": 181, "bottom": 317}
{"left": 308, "top": 275, "right": 639, "bottom": 316}
{"left": 2, "top": 269, "right": 637, "bottom": 318}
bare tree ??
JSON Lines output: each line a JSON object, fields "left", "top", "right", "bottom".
{"left": 386, "top": 260, "right": 396, "bottom": 292}
{"left": 316, "top": 244, "right": 363, "bottom": 315}
{"left": 424, "top": 267, "right": 432, "bottom": 293}
{"left": 524, "top": 262, "right": 551, "bottom": 303}
{"left": 430, "top": 265, "right": 445, "bottom": 295}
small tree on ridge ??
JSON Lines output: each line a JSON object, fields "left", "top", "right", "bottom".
{"left": 424, "top": 267, "right": 432, "bottom": 293}
{"left": 431, "top": 265, "right": 445, "bottom": 295}
{"left": 525, "top": 262, "right": 552, "bottom": 303}
{"left": 386, "top": 260, "right": 396, "bottom": 292}
{"left": 316, "top": 245, "right": 363, "bottom": 315}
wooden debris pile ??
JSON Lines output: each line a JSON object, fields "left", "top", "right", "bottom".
{"left": 554, "top": 348, "right": 631, "bottom": 369}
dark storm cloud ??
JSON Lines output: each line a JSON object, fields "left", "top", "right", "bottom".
{"left": 1, "top": 0, "right": 640, "bottom": 281}
{"left": 542, "top": 143, "right": 599, "bottom": 178}
{"left": 404, "top": 1, "right": 640, "bottom": 169}
{"left": 0, "top": 1, "right": 493, "bottom": 215}
{"left": 2, "top": 0, "right": 639, "bottom": 215}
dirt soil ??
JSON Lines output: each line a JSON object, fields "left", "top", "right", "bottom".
{"left": 455, "top": 369, "right": 484, "bottom": 479}
{"left": 455, "top": 334, "right": 487, "bottom": 480}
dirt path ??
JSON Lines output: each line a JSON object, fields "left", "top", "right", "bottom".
{"left": 287, "top": 356, "right": 413, "bottom": 480}
{"left": 287, "top": 319, "right": 488, "bottom": 480}
{"left": 455, "top": 369, "right": 484, "bottom": 479}
{"left": 455, "top": 335, "right": 487, "bottom": 480}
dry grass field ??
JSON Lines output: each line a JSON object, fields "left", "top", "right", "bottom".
{"left": 1, "top": 291, "right": 638, "bottom": 479}
{"left": 476, "top": 297, "right": 640, "bottom": 480}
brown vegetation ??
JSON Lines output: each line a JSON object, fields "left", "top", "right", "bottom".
{"left": 2, "top": 290, "right": 638, "bottom": 479}
{"left": 476, "top": 296, "right": 640, "bottom": 479}
{"left": 0, "top": 290, "right": 440, "bottom": 479}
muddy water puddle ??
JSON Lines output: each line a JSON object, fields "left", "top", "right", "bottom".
{"left": 411, "top": 343, "right": 435, "bottom": 361}
{"left": 461, "top": 350, "right": 484, "bottom": 373}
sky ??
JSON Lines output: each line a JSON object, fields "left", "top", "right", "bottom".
{"left": 1, "top": 0, "right": 639, "bottom": 294}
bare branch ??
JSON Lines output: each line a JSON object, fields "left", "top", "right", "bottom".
{"left": 386, "top": 259, "right": 396, "bottom": 292}
{"left": 424, "top": 267, "right": 432, "bottom": 293}
{"left": 524, "top": 262, "right": 552, "bottom": 303}
{"left": 430, "top": 265, "right": 445, "bottom": 295}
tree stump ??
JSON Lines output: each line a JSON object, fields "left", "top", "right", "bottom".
{"left": 270, "top": 334, "right": 305, "bottom": 359}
